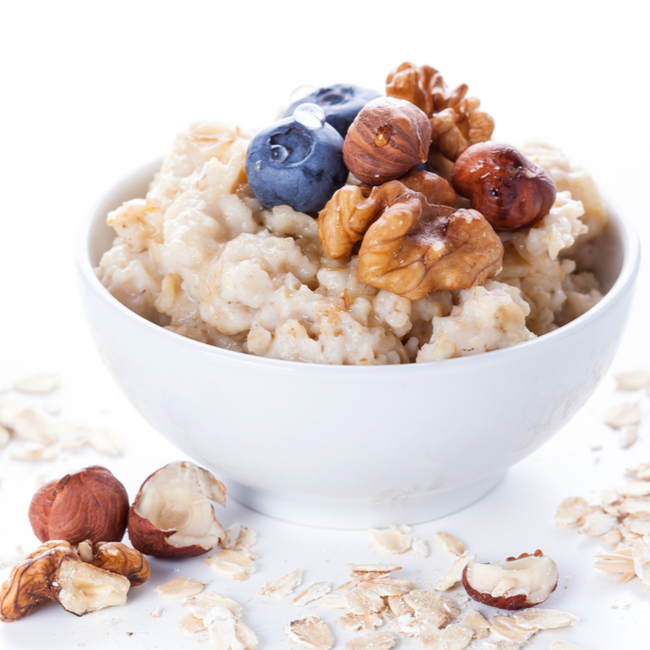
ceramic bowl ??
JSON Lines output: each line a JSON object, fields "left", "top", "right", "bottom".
{"left": 76, "top": 160, "right": 640, "bottom": 528}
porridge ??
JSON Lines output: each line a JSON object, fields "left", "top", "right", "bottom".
{"left": 97, "top": 63, "right": 608, "bottom": 365}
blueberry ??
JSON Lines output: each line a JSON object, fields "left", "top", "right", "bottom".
{"left": 282, "top": 84, "right": 381, "bottom": 137}
{"left": 246, "top": 104, "right": 348, "bottom": 214}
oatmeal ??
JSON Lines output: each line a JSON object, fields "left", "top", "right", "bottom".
{"left": 97, "top": 65, "right": 607, "bottom": 365}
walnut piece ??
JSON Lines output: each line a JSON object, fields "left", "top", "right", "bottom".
{"left": 386, "top": 62, "right": 494, "bottom": 167}
{"left": 318, "top": 170, "right": 456, "bottom": 260}
{"left": 355, "top": 181, "right": 503, "bottom": 300}
{"left": 0, "top": 541, "right": 132, "bottom": 621}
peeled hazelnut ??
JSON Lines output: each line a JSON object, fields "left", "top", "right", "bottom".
{"left": 28, "top": 466, "right": 129, "bottom": 545}
{"left": 462, "top": 550, "right": 559, "bottom": 610}
{"left": 343, "top": 96, "right": 432, "bottom": 185}
{"left": 127, "top": 461, "right": 226, "bottom": 558}
{"left": 452, "top": 142, "right": 556, "bottom": 231}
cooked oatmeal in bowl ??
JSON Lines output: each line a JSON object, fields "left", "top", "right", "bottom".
{"left": 78, "top": 62, "right": 639, "bottom": 527}
{"left": 96, "top": 63, "right": 610, "bottom": 366}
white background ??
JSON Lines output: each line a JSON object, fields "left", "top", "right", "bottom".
{"left": 0, "top": 1, "right": 649, "bottom": 648}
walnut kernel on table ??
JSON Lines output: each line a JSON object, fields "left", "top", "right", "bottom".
{"left": 0, "top": 540, "right": 149, "bottom": 622}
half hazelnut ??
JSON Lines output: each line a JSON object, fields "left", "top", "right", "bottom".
{"left": 462, "top": 550, "right": 559, "bottom": 610}
{"left": 127, "top": 461, "right": 226, "bottom": 558}
{"left": 28, "top": 466, "right": 129, "bottom": 545}
{"left": 451, "top": 142, "right": 556, "bottom": 231}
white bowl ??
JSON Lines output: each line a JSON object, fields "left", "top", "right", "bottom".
{"left": 76, "top": 160, "right": 640, "bottom": 529}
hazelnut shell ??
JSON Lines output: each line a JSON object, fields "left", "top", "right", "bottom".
{"left": 343, "top": 96, "right": 432, "bottom": 185}
{"left": 28, "top": 466, "right": 129, "bottom": 545}
{"left": 127, "top": 508, "right": 210, "bottom": 559}
{"left": 451, "top": 142, "right": 556, "bottom": 231}
{"left": 127, "top": 461, "right": 226, "bottom": 558}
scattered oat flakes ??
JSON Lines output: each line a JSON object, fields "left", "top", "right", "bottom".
{"left": 579, "top": 510, "right": 619, "bottom": 537}
{"left": 433, "top": 553, "right": 472, "bottom": 591}
{"left": 419, "top": 623, "right": 473, "bottom": 649}
{"left": 511, "top": 608, "right": 578, "bottom": 630}
{"left": 205, "top": 549, "right": 257, "bottom": 581}
{"left": 149, "top": 606, "right": 163, "bottom": 618}
{"left": 0, "top": 424, "right": 10, "bottom": 447}
{"left": 614, "top": 369, "right": 650, "bottom": 391}
{"left": 88, "top": 427, "right": 125, "bottom": 456}
{"left": 554, "top": 497, "right": 593, "bottom": 528}
{"left": 436, "top": 531, "right": 465, "bottom": 556}
{"left": 13, "top": 372, "right": 61, "bottom": 394}
{"left": 221, "top": 523, "right": 257, "bottom": 551}
{"left": 368, "top": 526, "right": 413, "bottom": 554}
{"left": 185, "top": 592, "right": 244, "bottom": 620}
{"left": 284, "top": 615, "right": 334, "bottom": 650}
{"left": 178, "top": 612, "right": 205, "bottom": 635}
{"left": 620, "top": 424, "right": 639, "bottom": 449}
{"left": 9, "top": 444, "right": 58, "bottom": 461}
{"left": 342, "top": 631, "right": 396, "bottom": 650}
{"left": 604, "top": 402, "right": 640, "bottom": 429}
{"left": 293, "top": 582, "right": 333, "bottom": 606}
{"left": 259, "top": 568, "right": 303, "bottom": 598}
{"left": 12, "top": 409, "right": 58, "bottom": 445}
{"left": 349, "top": 565, "right": 402, "bottom": 579}
{"left": 208, "top": 613, "right": 258, "bottom": 650}
{"left": 490, "top": 615, "right": 534, "bottom": 644}
{"left": 156, "top": 577, "right": 205, "bottom": 600}
{"left": 463, "top": 608, "right": 489, "bottom": 639}
{"left": 339, "top": 612, "right": 382, "bottom": 632}
{"left": 411, "top": 537, "right": 431, "bottom": 557}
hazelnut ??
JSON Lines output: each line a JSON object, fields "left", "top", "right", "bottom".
{"left": 343, "top": 96, "right": 432, "bottom": 185}
{"left": 451, "top": 142, "right": 556, "bottom": 231}
{"left": 28, "top": 466, "right": 129, "bottom": 545}
{"left": 127, "top": 461, "right": 226, "bottom": 558}
{"left": 462, "top": 550, "right": 559, "bottom": 610}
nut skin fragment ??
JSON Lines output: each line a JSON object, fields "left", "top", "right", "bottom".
{"left": 343, "top": 96, "right": 432, "bottom": 185}
{"left": 77, "top": 540, "right": 150, "bottom": 585}
{"left": 28, "top": 466, "right": 129, "bottom": 545}
{"left": 318, "top": 170, "right": 456, "bottom": 260}
{"left": 356, "top": 181, "right": 503, "bottom": 300}
{"left": 452, "top": 142, "right": 557, "bottom": 231}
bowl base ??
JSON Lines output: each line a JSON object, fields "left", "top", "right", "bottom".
{"left": 223, "top": 474, "right": 505, "bottom": 529}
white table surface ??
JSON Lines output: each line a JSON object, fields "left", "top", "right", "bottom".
{"left": 1, "top": 2, "right": 649, "bottom": 648}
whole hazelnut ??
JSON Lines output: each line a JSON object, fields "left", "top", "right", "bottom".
{"left": 451, "top": 142, "right": 556, "bottom": 231}
{"left": 28, "top": 466, "right": 129, "bottom": 545}
{"left": 343, "top": 96, "right": 432, "bottom": 185}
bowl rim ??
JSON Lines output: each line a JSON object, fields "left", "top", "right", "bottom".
{"left": 76, "top": 158, "right": 641, "bottom": 375}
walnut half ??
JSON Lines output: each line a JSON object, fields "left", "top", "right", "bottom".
{"left": 355, "top": 183, "right": 503, "bottom": 300}
{"left": 318, "top": 170, "right": 457, "bottom": 260}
